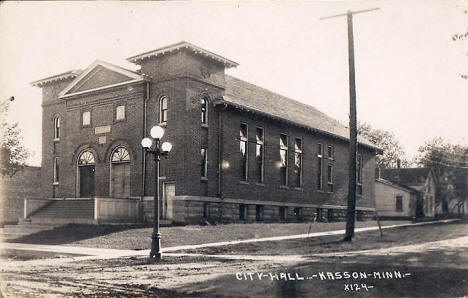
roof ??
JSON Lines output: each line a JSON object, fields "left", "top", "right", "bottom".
{"left": 30, "top": 69, "right": 82, "bottom": 87}
{"left": 376, "top": 178, "right": 419, "bottom": 194}
{"left": 221, "top": 75, "right": 380, "bottom": 151}
{"left": 381, "top": 168, "right": 433, "bottom": 187}
{"left": 127, "top": 41, "right": 239, "bottom": 68}
{"left": 58, "top": 60, "right": 149, "bottom": 98}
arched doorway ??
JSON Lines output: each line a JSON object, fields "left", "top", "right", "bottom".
{"left": 110, "top": 147, "right": 131, "bottom": 198}
{"left": 78, "top": 150, "right": 96, "bottom": 197}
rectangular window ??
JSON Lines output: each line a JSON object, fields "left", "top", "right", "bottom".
{"left": 327, "top": 164, "right": 334, "bottom": 193}
{"left": 239, "top": 204, "right": 247, "bottom": 220}
{"left": 279, "top": 206, "right": 287, "bottom": 221}
{"left": 280, "top": 134, "right": 288, "bottom": 186}
{"left": 255, "top": 127, "right": 264, "bottom": 183}
{"left": 239, "top": 123, "right": 248, "bottom": 181}
{"left": 201, "top": 148, "right": 207, "bottom": 178}
{"left": 357, "top": 154, "right": 363, "bottom": 195}
{"left": 294, "top": 207, "right": 303, "bottom": 221}
{"left": 53, "top": 157, "right": 59, "bottom": 184}
{"left": 203, "top": 202, "right": 209, "bottom": 218}
{"left": 255, "top": 205, "right": 264, "bottom": 221}
{"left": 82, "top": 111, "right": 91, "bottom": 127}
{"left": 317, "top": 144, "right": 323, "bottom": 190}
{"left": 327, "top": 145, "right": 334, "bottom": 159}
{"left": 294, "top": 138, "right": 302, "bottom": 187}
{"left": 396, "top": 196, "right": 403, "bottom": 212}
{"left": 116, "top": 105, "right": 125, "bottom": 121}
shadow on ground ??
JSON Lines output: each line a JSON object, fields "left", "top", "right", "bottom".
{"left": 5, "top": 224, "right": 144, "bottom": 245}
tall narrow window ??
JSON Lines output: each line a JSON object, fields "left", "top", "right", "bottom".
{"left": 317, "top": 144, "right": 323, "bottom": 190}
{"left": 279, "top": 134, "right": 288, "bottom": 186}
{"left": 159, "top": 96, "right": 168, "bottom": 124}
{"left": 255, "top": 127, "right": 264, "bottom": 183}
{"left": 116, "top": 105, "right": 125, "bottom": 121}
{"left": 396, "top": 196, "right": 403, "bottom": 212}
{"left": 201, "top": 148, "right": 207, "bottom": 178}
{"left": 54, "top": 116, "right": 60, "bottom": 140}
{"left": 357, "top": 154, "right": 363, "bottom": 195}
{"left": 82, "top": 111, "right": 91, "bottom": 127}
{"left": 294, "top": 138, "right": 303, "bottom": 187}
{"left": 201, "top": 98, "right": 208, "bottom": 124}
{"left": 327, "top": 145, "right": 334, "bottom": 160}
{"left": 239, "top": 123, "right": 248, "bottom": 181}
{"left": 53, "top": 157, "right": 59, "bottom": 184}
{"left": 327, "top": 165, "right": 334, "bottom": 193}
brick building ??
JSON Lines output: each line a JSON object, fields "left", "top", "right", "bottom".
{"left": 30, "top": 42, "right": 381, "bottom": 224}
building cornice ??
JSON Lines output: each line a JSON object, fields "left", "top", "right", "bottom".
{"left": 214, "top": 99, "right": 382, "bottom": 153}
{"left": 127, "top": 41, "right": 239, "bottom": 68}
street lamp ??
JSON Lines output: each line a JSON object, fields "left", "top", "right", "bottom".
{"left": 141, "top": 125, "right": 172, "bottom": 261}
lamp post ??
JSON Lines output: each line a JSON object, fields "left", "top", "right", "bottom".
{"left": 141, "top": 125, "right": 172, "bottom": 261}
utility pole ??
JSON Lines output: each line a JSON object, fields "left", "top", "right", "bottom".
{"left": 321, "top": 8, "right": 379, "bottom": 242}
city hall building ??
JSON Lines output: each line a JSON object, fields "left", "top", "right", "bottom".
{"left": 29, "top": 42, "right": 381, "bottom": 224}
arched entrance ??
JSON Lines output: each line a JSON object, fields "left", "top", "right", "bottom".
{"left": 78, "top": 150, "right": 96, "bottom": 197}
{"left": 110, "top": 147, "right": 131, "bottom": 198}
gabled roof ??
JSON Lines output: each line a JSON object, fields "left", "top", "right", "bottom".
{"left": 127, "top": 41, "right": 239, "bottom": 68}
{"left": 381, "top": 168, "right": 434, "bottom": 187}
{"left": 376, "top": 178, "right": 419, "bottom": 194}
{"left": 219, "top": 75, "right": 380, "bottom": 151}
{"left": 31, "top": 69, "right": 82, "bottom": 87}
{"left": 58, "top": 60, "right": 149, "bottom": 99}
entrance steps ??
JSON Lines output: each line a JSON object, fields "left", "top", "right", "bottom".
{"left": 31, "top": 199, "right": 94, "bottom": 219}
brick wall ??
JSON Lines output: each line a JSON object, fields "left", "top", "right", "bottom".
{"left": 0, "top": 166, "right": 41, "bottom": 224}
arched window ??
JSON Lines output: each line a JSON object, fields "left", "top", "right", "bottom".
{"left": 159, "top": 96, "right": 168, "bottom": 124}
{"left": 53, "top": 157, "right": 59, "bottom": 184}
{"left": 54, "top": 116, "right": 61, "bottom": 140}
{"left": 78, "top": 150, "right": 95, "bottom": 166}
{"left": 201, "top": 98, "right": 208, "bottom": 124}
{"left": 111, "top": 147, "right": 131, "bottom": 163}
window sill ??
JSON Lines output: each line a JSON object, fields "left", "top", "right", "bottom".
{"left": 239, "top": 181, "right": 249, "bottom": 185}
{"left": 292, "top": 187, "right": 303, "bottom": 191}
{"left": 53, "top": 138, "right": 60, "bottom": 142}
{"left": 256, "top": 183, "right": 266, "bottom": 187}
{"left": 53, "top": 182, "right": 59, "bottom": 186}
{"left": 159, "top": 122, "right": 167, "bottom": 127}
{"left": 201, "top": 177, "right": 208, "bottom": 182}
{"left": 114, "top": 119, "right": 126, "bottom": 123}
{"left": 279, "top": 185, "right": 289, "bottom": 190}
{"left": 158, "top": 176, "right": 166, "bottom": 180}
{"left": 201, "top": 123, "right": 209, "bottom": 128}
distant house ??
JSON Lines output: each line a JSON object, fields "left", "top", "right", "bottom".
{"left": 375, "top": 178, "right": 419, "bottom": 218}
{"left": 380, "top": 168, "right": 437, "bottom": 218}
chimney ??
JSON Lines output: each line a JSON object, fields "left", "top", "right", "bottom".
{"left": 397, "top": 159, "right": 401, "bottom": 169}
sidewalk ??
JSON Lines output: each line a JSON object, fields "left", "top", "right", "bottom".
{"left": 1, "top": 219, "right": 458, "bottom": 262}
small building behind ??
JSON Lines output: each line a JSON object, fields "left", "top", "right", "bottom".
{"left": 380, "top": 168, "right": 436, "bottom": 218}
{"left": 375, "top": 178, "right": 418, "bottom": 218}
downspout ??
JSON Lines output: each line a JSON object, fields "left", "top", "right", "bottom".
{"left": 217, "top": 101, "right": 227, "bottom": 222}
{"left": 141, "top": 81, "right": 149, "bottom": 220}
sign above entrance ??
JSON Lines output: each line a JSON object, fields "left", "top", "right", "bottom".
{"left": 95, "top": 125, "right": 111, "bottom": 135}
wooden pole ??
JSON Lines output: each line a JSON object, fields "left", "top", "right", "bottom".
{"left": 343, "top": 11, "right": 358, "bottom": 242}
{"left": 320, "top": 8, "right": 379, "bottom": 242}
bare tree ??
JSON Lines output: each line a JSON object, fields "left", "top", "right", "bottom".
{"left": 0, "top": 100, "right": 29, "bottom": 177}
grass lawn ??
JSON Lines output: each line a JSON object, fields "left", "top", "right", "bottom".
{"left": 8, "top": 220, "right": 410, "bottom": 250}
{"left": 181, "top": 220, "right": 468, "bottom": 256}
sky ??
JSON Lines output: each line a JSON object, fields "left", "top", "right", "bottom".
{"left": 0, "top": 1, "right": 467, "bottom": 166}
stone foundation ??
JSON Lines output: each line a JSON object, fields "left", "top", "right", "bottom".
{"left": 142, "top": 196, "right": 375, "bottom": 224}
